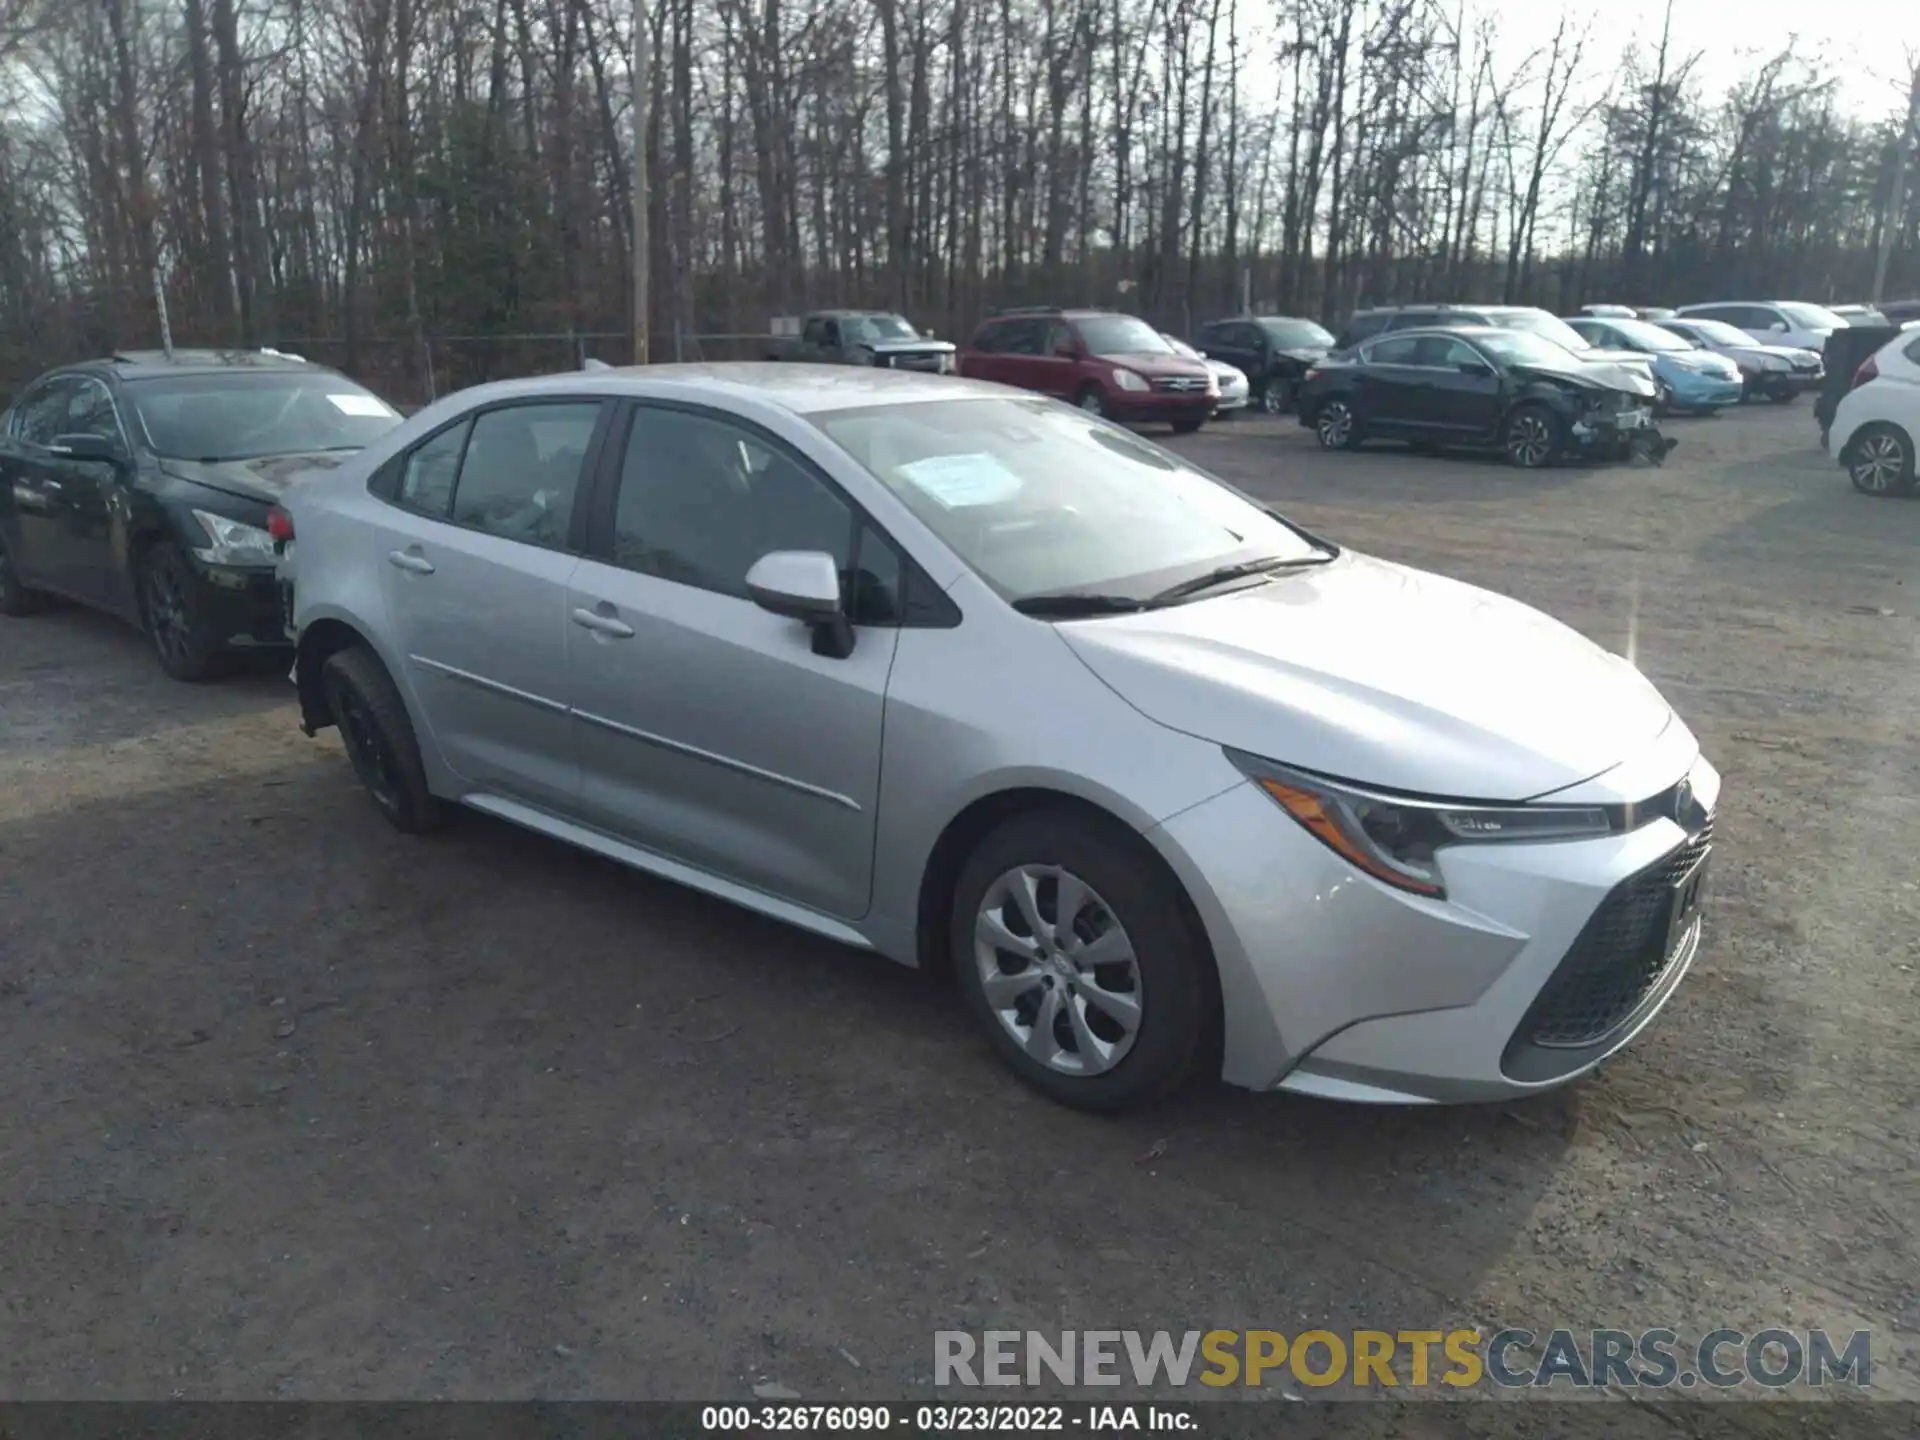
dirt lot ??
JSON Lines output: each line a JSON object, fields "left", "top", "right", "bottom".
{"left": 0, "top": 401, "right": 1914, "bottom": 1420}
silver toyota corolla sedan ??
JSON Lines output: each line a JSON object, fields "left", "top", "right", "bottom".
{"left": 276, "top": 364, "right": 1718, "bottom": 1112}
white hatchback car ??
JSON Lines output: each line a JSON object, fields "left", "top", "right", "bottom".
{"left": 276, "top": 364, "right": 1719, "bottom": 1111}
{"left": 1828, "top": 330, "right": 1920, "bottom": 495}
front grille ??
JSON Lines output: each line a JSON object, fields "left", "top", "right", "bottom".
{"left": 1152, "top": 376, "right": 1209, "bottom": 393}
{"left": 883, "top": 353, "right": 948, "bottom": 372}
{"left": 1518, "top": 819, "right": 1713, "bottom": 1049}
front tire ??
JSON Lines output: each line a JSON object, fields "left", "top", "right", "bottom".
{"left": 1502, "top": 402, "right": 1563, "bottom": 469}
{"left": 950, "top": 810, "right": 1212, "bottom": 1114}
{"left": 1314, "top": 397, "right": 1363, "bottom": 450}
{"left": 1171, "top": 417, "right": 1204, "bottom": 435}
{"left": 0, "top": 531, "right": 48, "bottom": 617}
{"left": 322, "top": 645, "right": 444, "bottom": 833}
{"left": 1075, "top": 385, "right": 1107, "bottom": 418}
{"left": 1256, "top": 378, "right": 1290, "bottom": 415}
{"left": 139, "top": 541, "right": 224, "bottom": 681}
{"left": 1845, "top": 424, "right": 1916, "bottom": 497}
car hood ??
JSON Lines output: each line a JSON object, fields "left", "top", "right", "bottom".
{"left": 1579, "top": 346, "right": 1654, "bottom": 369}
{"left": 868, "top": 338, "right": 956, "bottom": 357}
{"left": 157, "top": 451, "right": 356, "bottom": 504}
{"left": 1099, "top": 351, "right": 1213, "bottom": 379}
{"left": 1058, "top": 552, "right": 1674, "bottom": 801}
{"left": 1513, "top": 360, "right": 1657, "bottom": 398}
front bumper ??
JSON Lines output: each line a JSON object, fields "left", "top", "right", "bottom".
{"left": 1155, "top": 750, "right": 1719, "bottom": 1104}
{"left": 1110, "top": 394, "right": 1215, "bottom": 422}
{"left": 1666, "top": 374, "right": 1745, "bottom": 410}
{"left": 191, "top": 556, "right": 292, "bottom": 648}
{"left": 1214, "top": 387, "right": 1251, "bottom": 413}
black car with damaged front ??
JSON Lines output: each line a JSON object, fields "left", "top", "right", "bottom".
{"left": 0, "top": 350, "right": 402, "bottom": 679}
{"left": 1297, "top": 326, "right": 1669, "bottom": 469}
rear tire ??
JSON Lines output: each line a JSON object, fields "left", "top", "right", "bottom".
{"left": 1502, "top": 402, "right": 1563, "bottom": 469}
{"left": 1314, "top": 397, "right": 1363, "bottom": 450}
{"left": 322, "top": 645, "right": 445, "bottom": 833}
{"left": 950, "top": 810, "right": 1212, "bottom": 1114}
{"left": 0, "top": 531, "right": 48, "bottom": 617}
{"left": 1845, "top": 424, "right": 1916, "bottom": 497}
{"left": 138, "top": 541, "right": 225, "bottom": 681}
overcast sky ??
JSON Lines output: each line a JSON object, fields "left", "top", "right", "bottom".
{"left": 1238, "top": 0, "right": 1918, "bottom": 122}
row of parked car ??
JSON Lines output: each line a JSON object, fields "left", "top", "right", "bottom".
{"left": 0, "top": 337, "right": 1728, "bottom": 1115}
{"left": 767, "top": 296, "right": 1920, "bottom": 473}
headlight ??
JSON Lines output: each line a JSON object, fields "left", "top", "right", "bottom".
{"left": 191, "top": 509, "right": 277, "bottom": 565}
{"left": 1226, "top": 751, "right": 1612, "bottom": 899}
{"left": 1113, "top": 369, "right": 1149, "bottom": 392}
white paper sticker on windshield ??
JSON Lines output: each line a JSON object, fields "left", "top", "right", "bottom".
{"left": 327, "top": 393, "right": 397, "bottom": 418}
{"left": 897, "top": 453, "right": 1023, "bottom": 508}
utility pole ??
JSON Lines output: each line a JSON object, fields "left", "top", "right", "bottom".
{"left": 1872, "top": 56, "right": 1920, "bottom": 306}
{"left": 632, "top": 0, "right": 650, "bottom": 365}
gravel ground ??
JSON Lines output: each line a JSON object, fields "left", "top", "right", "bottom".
{"left": 0, "top": 400, "right": 1912, "bottom": 1424}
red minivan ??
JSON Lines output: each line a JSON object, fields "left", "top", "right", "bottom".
{"left": 959, "top": 308, "right": 1217, "bottom": 432}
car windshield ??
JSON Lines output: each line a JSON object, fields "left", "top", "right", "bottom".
{"left": 1675, "top": 318, "right": 1751, "bottom": 347}
{"left": 1075, "top": 316, "right": 1173, "bottom": 356}
{"left": 814, "top": 396, "right": 1327, "bottom": 605}
{"left": 128, "top": 371, "right": 402, "bottom": 461}
{"left": 1162, "top": 334, "right": 1202, "bottom": 360}
{"left": 1489, "top": 310, "right": 1592, "bottom": 352}
{"left": 1605, "top": 319, "right": 1694, "bottom": 352}
{"left": 1260, "top": 319, "right": 1334, "bottom": 348}
{"left": 845, "top": 314, "right": 919, "bottom": 343}
{"left": 1473, "top": 331, "right": 1582, "bottom": 369}
{"left": 1778, "top": 302, "right": 1846, "bottom": 330}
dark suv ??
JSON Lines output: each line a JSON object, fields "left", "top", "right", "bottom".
{"left": 959, "top": 308, "right": 1216, "bottom": 431}
{"left": 0, "top": 349, "right": 402, "bottom": 679}
{"left": 1194, "top": 315, "right": 1335, "bottom": 412}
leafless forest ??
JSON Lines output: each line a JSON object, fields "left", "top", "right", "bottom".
{"left": 0, "top": 0, "right": 1917, "bottom": 400}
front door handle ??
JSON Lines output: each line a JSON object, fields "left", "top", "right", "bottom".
{"left": 571, "top": 605, "right": 635, "bottom": 639}
{"left": 387, "top": 549, "right": 435, "bottom": 575}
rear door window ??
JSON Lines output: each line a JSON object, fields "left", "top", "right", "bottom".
{"left": 449, "top": 402, "right": 602, "bottom": 551}
{"left": 1364, "top": 336, "right": 1424, "bottom": 366}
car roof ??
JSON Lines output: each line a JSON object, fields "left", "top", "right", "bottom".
{"left": 813, "top": 309, "right": 901, "bottom": 319}
{"left": 101, "top": 348, "right": 330, "bottom": 381}
{"left": 437, "top": 362, "right": 1014, "bottom": 417}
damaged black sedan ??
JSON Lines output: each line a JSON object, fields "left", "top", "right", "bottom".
{"left": 1298, "top": 325, "right": 1671, "bottom": 469}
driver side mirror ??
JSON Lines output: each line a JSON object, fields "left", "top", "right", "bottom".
{"left": 1768, "top": 320, "right": 1788, "bottom": 333}
{"left": 1052, "top": 339, "right": 1081, "bottom": 358}
{"left": 1457, "top": 360, "right": 1493, "bottom": 377}
{"left": 746, "top": 550, "right": 854, "bottom": 659}
{"left": 49, "top": 433, "right": 122, "bottom": 463}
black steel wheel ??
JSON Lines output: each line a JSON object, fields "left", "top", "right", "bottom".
{"left": 139, "top": 541, "right": 223, "bottom": 681}
{"left": 322, "top": 645, "right": 444, "bottom": 833}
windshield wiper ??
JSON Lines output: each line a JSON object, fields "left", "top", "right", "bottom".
{"left": 1146, "top": 554, "right": 1331, "bottom": 606}
{"left": 1011, "top": 593, "right": 1150, "bottom": 618}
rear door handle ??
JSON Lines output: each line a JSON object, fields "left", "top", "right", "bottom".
{"left": 387, "top": 549, "right": 435, "bottom": 575}
{"left": 571, "top": 605, "right": 635, "bottom": 639}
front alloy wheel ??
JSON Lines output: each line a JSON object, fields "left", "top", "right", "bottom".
{"left": 1258, "top": 380, "right": 1288, "bottom": 415}
{"left": 974, "top": 865, "right": 1144, "bottom": 1079}
{"left": 1504, "top": 408, "right": 1558, "bottom": 468}
{"left": 1848, "top": 428, "right": 1915, "bottom": 496}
